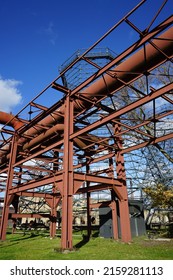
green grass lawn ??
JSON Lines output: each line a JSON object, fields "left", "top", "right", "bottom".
{"left": 0, "top": 230, "right": 173, "bottom": 260}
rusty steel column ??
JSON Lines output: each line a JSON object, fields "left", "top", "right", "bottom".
{"left": 108, "top": 154, "right": 119, "bottom": 240}
{"left": 47, "top": 156, "right": 61, "bottom": 238}
{"left": 50, "top": 203, "right": 57, "bottom": 238}
{"left": 87, "top": 192, "right": 91, "bottom": 238}
{"left": 46, "top": 196, "right": 61, "bottom": 238}
{"left": 111, "top": 200, "right": 118, "bottom": 240}
{"left": 86, "top": 157, "right": 91, "bottom": 239}
{"left": 0, "top": 135, "right": 18, "bottom": 240}
{"left": 115, "top": 123, "right": 131, "bottom": 243}
{"left": 61, "top": 93, "right": 74, "bottom": 250}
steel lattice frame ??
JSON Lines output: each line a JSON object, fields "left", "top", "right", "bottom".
{"left": 0, "top": 0, "right": 173, "bottom": 249}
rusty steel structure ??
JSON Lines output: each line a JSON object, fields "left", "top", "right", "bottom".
{"left": 0, "top": 0, "right": 173, "bottom": 250}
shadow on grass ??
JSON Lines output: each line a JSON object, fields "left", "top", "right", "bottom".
{"left": 74, "top": 234, "right": 90, "bottom": 249}
{"left": 0, "top": 233, "right": 39, "bottom": 248}
{"left": 74, "top": 231, "right": 99, "bottom": 249}
{"left": 92, "top": 231, "right": 99, "bottom": 238}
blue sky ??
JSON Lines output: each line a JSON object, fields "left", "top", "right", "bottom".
{"left": 0, "top": 0, "right": 172, "bottom": 114}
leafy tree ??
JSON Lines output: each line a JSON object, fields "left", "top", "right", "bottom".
{"left": 144, "top": 183, "right": 173, "bottom": 208}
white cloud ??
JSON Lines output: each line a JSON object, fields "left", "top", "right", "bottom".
{"left": 0, "top": 76, "right": 22, "bottom": 112}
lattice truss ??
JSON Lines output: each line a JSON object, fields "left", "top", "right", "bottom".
{"left": 0, "top": 0, "right": 173, "bottom": 247}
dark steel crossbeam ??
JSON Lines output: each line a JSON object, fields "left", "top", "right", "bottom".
{"left": 30, "top": 102, "right": 48, "bottom": 111}
{"left": 162, "top": 94, "right": 173, "bottom": 105}
{"left": 52, "top": 82, "right": 69, "bottom": 94}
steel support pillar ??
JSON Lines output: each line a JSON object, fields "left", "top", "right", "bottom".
{"left": 111, "top": 200, "right": 118, "bottom": 240}
{"left": 50, "top": 197, "right": 57, "bottom": 238}
{"left": 87, "top": 192, "right": 91, "bottom": 238}
{"left": 49, "top": 192, "right": 58, "bottom": 237}
{"left": 61, "top": 94, "right": 74, "bottom": 250}
{"left": 11, "top": 195, "right": 19, "bottom": 213}
{"left": 109, "top": 154, "right": 118, "bottom": 240}
{"left": 86, "top": 158, "right": 91, "bottom": 239}
{"left": 0, "top": 135, "right": 18, "bottom": 240}
{"left": 118, "top": 198, "right": 131, "bottom": 242}
{"left": 46, "top": 196, "right": 61, "bottom": 238}
{"left": 115, "top": 124, "right": 131, "bottom": 243}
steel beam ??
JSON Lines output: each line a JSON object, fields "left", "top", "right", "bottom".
{"left": 111, "top": 200, "right": 118, "bottom": 240}
{"left": 11, "top": 213, "right": 51, "bottom": 219}
{"left": 61, "top": 95, "right": 74, "bottom": 250}
{"left": 115, "top": 123, "right": 131, "bottom": 242}
{"left": 0, "top": 135, "right": 18, "bottom": 240}
{"left": 46, "top": 196, "right": 61, "bottom": 238}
